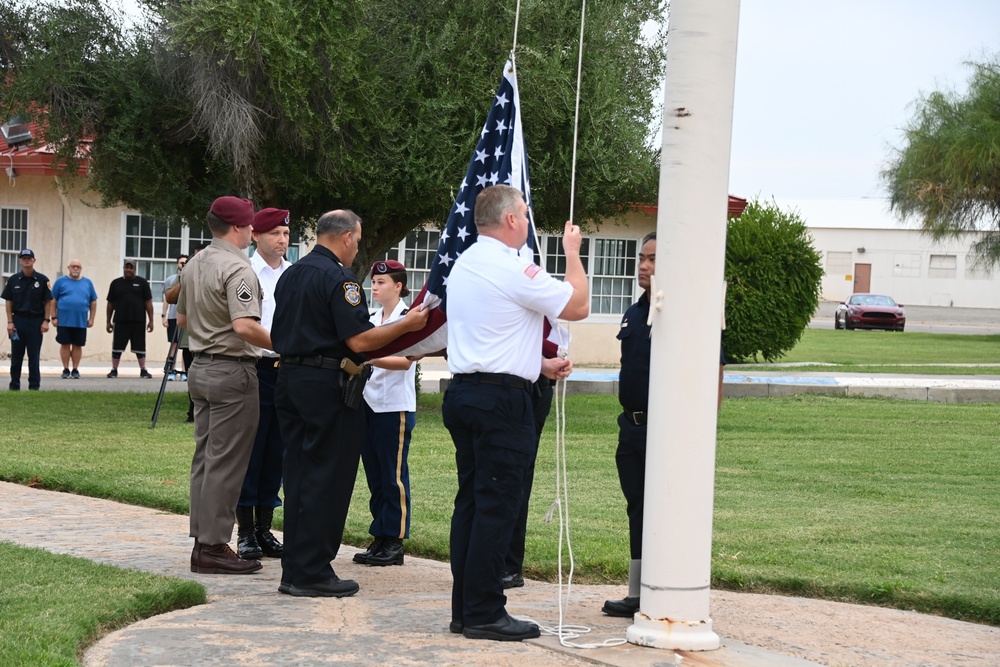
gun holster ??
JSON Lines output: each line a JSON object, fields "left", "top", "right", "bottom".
{"left": 340, "top": 358, "right": 373, "bottom": 409}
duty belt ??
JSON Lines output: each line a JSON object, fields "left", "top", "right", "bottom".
{"left": 623, "top": 410, "right": 646, "bottom": 426}
{"left": 195, "top": 353, "right": 257, "bottom": 363}
{"left": 453, "top": 372, "right": 532, "bottom": 393}
{"left": 281, "top": 355, "right": 342, "bottom": 370}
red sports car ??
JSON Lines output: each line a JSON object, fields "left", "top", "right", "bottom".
{"left": 834, "top": 294, "right": 906, "bottom": 331}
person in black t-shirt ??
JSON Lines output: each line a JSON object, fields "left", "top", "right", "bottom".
{"left": 105, "top": 259, "right": 155, "bottom": 378}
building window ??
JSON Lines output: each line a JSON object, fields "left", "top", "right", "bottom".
{"left": 965, "top": 253, "right": 991, "bottom": 280}
{"left": 364, "top": 229, "right": 639, "bottom": 316}
{"left": 825, "top": 251, "right": 852, "bottom": 275}
{"left": 589, "top": 238, "right": 637, "bottom": 315}
{"left": 892, "top": 253, "right": 921, "bottom": 278}
{"left": 544, "top": 234, "right": 636, "bottom": 315}
{"left": 124, "top": 214, "right": 215, "bottom": 300}
{"left": 928, "top": 254, "right": 957, "bottom": 279}
{"left": 1, "top": 207, "right": 28, "bottom": 280}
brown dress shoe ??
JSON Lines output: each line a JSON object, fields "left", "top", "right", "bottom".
{"left": 195, "top": 543, "right": 262, "bottom": 574}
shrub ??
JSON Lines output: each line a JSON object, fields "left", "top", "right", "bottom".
{"left": 723, "top": 199, "right": 822, "bottom": 362}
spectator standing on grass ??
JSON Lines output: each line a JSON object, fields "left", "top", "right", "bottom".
{"left": 2, "top": 248, "right": 53, "bottom": 391}
{"left": 51, "top": 259, "right": 97, "bottom": 379}
{"left": 161, "top": 255, "right": 188, "bottom": 381}
{"left": 106, "top": 259, "right": 155, "bottom": 379}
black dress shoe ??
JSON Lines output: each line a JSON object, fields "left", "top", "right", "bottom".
{"left": 366, "top": 538, "right": 404, "bottom": 566}
{"left": 353, "top": 537, "right": 384, "bottom": 564}
{"left": 462, "top": 613, "right": 540, "bottom": 641}
{"left": 278, "top": 581, "right": 291, "bottom": 594}
{"left": 500, "top": 571, "right": 524, "bottom": 589}
{"left": 449, "top": 621, "right": 463, "bottom": 634}
{"left": 282, "top": 576, "right": 360, "bottom": 598}
{"left": 601, "top": 596, "right": 640, "bottom": 617}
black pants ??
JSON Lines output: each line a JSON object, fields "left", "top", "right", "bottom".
{"left": 504, "top": 379, "right": 554, "bottom": 574}
{"left": 616, "top": 413, "right": 647, "bottom": 560}
{"left": 443, "top": 379, "right": 535, "bottom": 627}
{"left": 9, "top": 315, "right": 43, "bottom": 390}
{"left": 276, "top": 364, "right": 364, "bottom": 586}
{"left": 239, "top": 361, "right": 284, "bottom": 508}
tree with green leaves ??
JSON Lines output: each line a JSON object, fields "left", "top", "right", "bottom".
{"left": 883, "top": 57, "right": 1000, "bottom": 270}
{"left": 1, "top": 0, "right": 666, "bottom": 273}
{"left": 722, "top": 199, "right": 823, "bottom": 363}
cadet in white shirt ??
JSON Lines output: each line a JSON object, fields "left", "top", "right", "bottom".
{"left": 354, "top": 259, "right": 417, "bottom": 568}
{"left": 443, "top": 184, "right": 588, "bottom": 642}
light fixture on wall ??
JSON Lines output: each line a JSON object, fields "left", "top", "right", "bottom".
{"left": 856, "top": 247, "right": 865, "bottom": 254}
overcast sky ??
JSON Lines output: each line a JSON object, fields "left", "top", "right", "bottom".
{"left": 728, "top": 0, "right": 1000, "bottom": 201}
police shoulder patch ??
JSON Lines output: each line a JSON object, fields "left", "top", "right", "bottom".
{"left": 236, "top": 279, "right": 254, "bottom": 303}
{"left": 344, "top": 282, "right": 362, "bottom": 306}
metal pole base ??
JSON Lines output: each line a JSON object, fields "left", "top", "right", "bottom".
{"left": 626, "top": 615, "right": 721, "bottom": 651}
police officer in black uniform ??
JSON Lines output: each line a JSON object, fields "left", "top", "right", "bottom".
{"left": 3, "top": 249, "right": 53, "bottom": 391}
{"left": 271, "top": 209, "right": 428, "bottom": 598}
{"left": 602, "top": 231, "right": 725, "bottom": 617}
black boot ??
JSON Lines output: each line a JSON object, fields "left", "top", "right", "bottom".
{"left": 255, "top": 505, "right": 283, "bottom": 558}
{"left": 353, "top": 537, "right": 384, "bottom": 564}
{"left": 367, "top": 537, "right": 404, "bottom": 566}
{"left": 236, "top": 506, "right": 262, "bottom": 560}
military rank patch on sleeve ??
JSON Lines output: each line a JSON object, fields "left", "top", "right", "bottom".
{"left": 344, "top": 282, "right": 362, "bottom": 306}
{"left": 236, "top": 279, "right": 254, "bottom": 302}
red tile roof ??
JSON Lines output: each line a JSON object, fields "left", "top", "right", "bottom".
{"left": 0, "top": 122, "right": 90, "bottom": 177}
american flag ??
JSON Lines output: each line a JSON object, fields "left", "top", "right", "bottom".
{"left": 371, "top": 59, "right": 539, "bottom": 358}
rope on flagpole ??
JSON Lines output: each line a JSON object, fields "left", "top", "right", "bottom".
{"left": 568, "top": 0, "right": 586, "bottom": 224}
{"left": 511, "top": 0, "right": 522, "bottom": 65}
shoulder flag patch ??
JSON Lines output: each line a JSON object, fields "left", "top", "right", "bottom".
{"left": 344, "top": 282, "right": 362, "bottom": 306}
{"left": 523, "top": 264, "right": 542, "bottom": 279}
{"left": 236, "top": 279, "right": 253, "bottom": 303}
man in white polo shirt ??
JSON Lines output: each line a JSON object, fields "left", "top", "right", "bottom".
{"left": 443, "top": 184, "right": 589, "bottom": 642}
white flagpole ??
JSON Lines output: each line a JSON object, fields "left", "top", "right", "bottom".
{"left": 626, "top": 0, "right": 741, "bottom": 651}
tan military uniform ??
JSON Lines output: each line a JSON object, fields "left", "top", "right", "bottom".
{"left": 178, "top": 239, "right": 264, "bottom": 546}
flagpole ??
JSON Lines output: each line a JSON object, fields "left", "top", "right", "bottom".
{"left": 626, "top": 0, "right": 741, "bottom": 651}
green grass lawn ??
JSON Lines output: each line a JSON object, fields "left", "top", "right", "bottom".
{"left": 1, "top": 390, "right": 997, "bottom": 629}
{"left": 0, "top": 542, "right": 203, "bottom": 666}
{"left": 735, "top": 328, "right": 1000, "bottom": 369}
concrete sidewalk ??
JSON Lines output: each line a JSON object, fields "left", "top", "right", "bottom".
{"left": 5, "top": 482, "right": 998, "bottom": 667}
{"left": 4, "top": 359, "right": 1000, "bottom": 402}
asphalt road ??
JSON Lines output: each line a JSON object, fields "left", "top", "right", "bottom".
{"left": 810, "top": 301, "right": 1000, "bottom": 335}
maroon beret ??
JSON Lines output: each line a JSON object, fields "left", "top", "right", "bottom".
{"left": 253, "top": 208, "right": 291, "bottom": 234}
{"left": 370, "top": 259, "right": 407, "bottom": 277}
{"left": 210, "top": 196, "right": 255, "bottom": 227}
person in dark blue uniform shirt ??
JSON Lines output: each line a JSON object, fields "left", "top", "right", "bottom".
{"left": 602, "top": 232, "right": 725, "bottom": 617}
{"left": 271, "top": 209, "right": 428, "bottom": 599}
{"left": 3, "top": 249, "right": 53, "bottom": 391}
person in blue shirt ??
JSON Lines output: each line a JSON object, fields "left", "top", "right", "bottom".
{"left": 51, "top": 259, "right": 98, "bottom": 379}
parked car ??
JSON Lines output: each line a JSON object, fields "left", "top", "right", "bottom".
{"left": 834, "top": 293, "right": 906, "bottom": 331}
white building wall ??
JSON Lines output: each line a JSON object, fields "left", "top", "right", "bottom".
{"left": 782, "top": 198, "right": 1000, "bottom": 309}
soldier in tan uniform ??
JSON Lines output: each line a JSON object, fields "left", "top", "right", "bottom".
{"left": 177, "top": 196, "right": 273, "bottom": 574}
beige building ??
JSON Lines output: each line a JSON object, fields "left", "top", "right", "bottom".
{"left": 3, "top": 124, "right": 748, "bottom": 367}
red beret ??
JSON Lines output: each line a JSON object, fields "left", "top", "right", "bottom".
{"left": 253, "top": 208, "right": 291, "bottom": 234}
{"left": 370, "top": 259, "right": 407, "bottom": 277}
{"left": 210, "top": 196, "right": 255, "bottom": 227}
